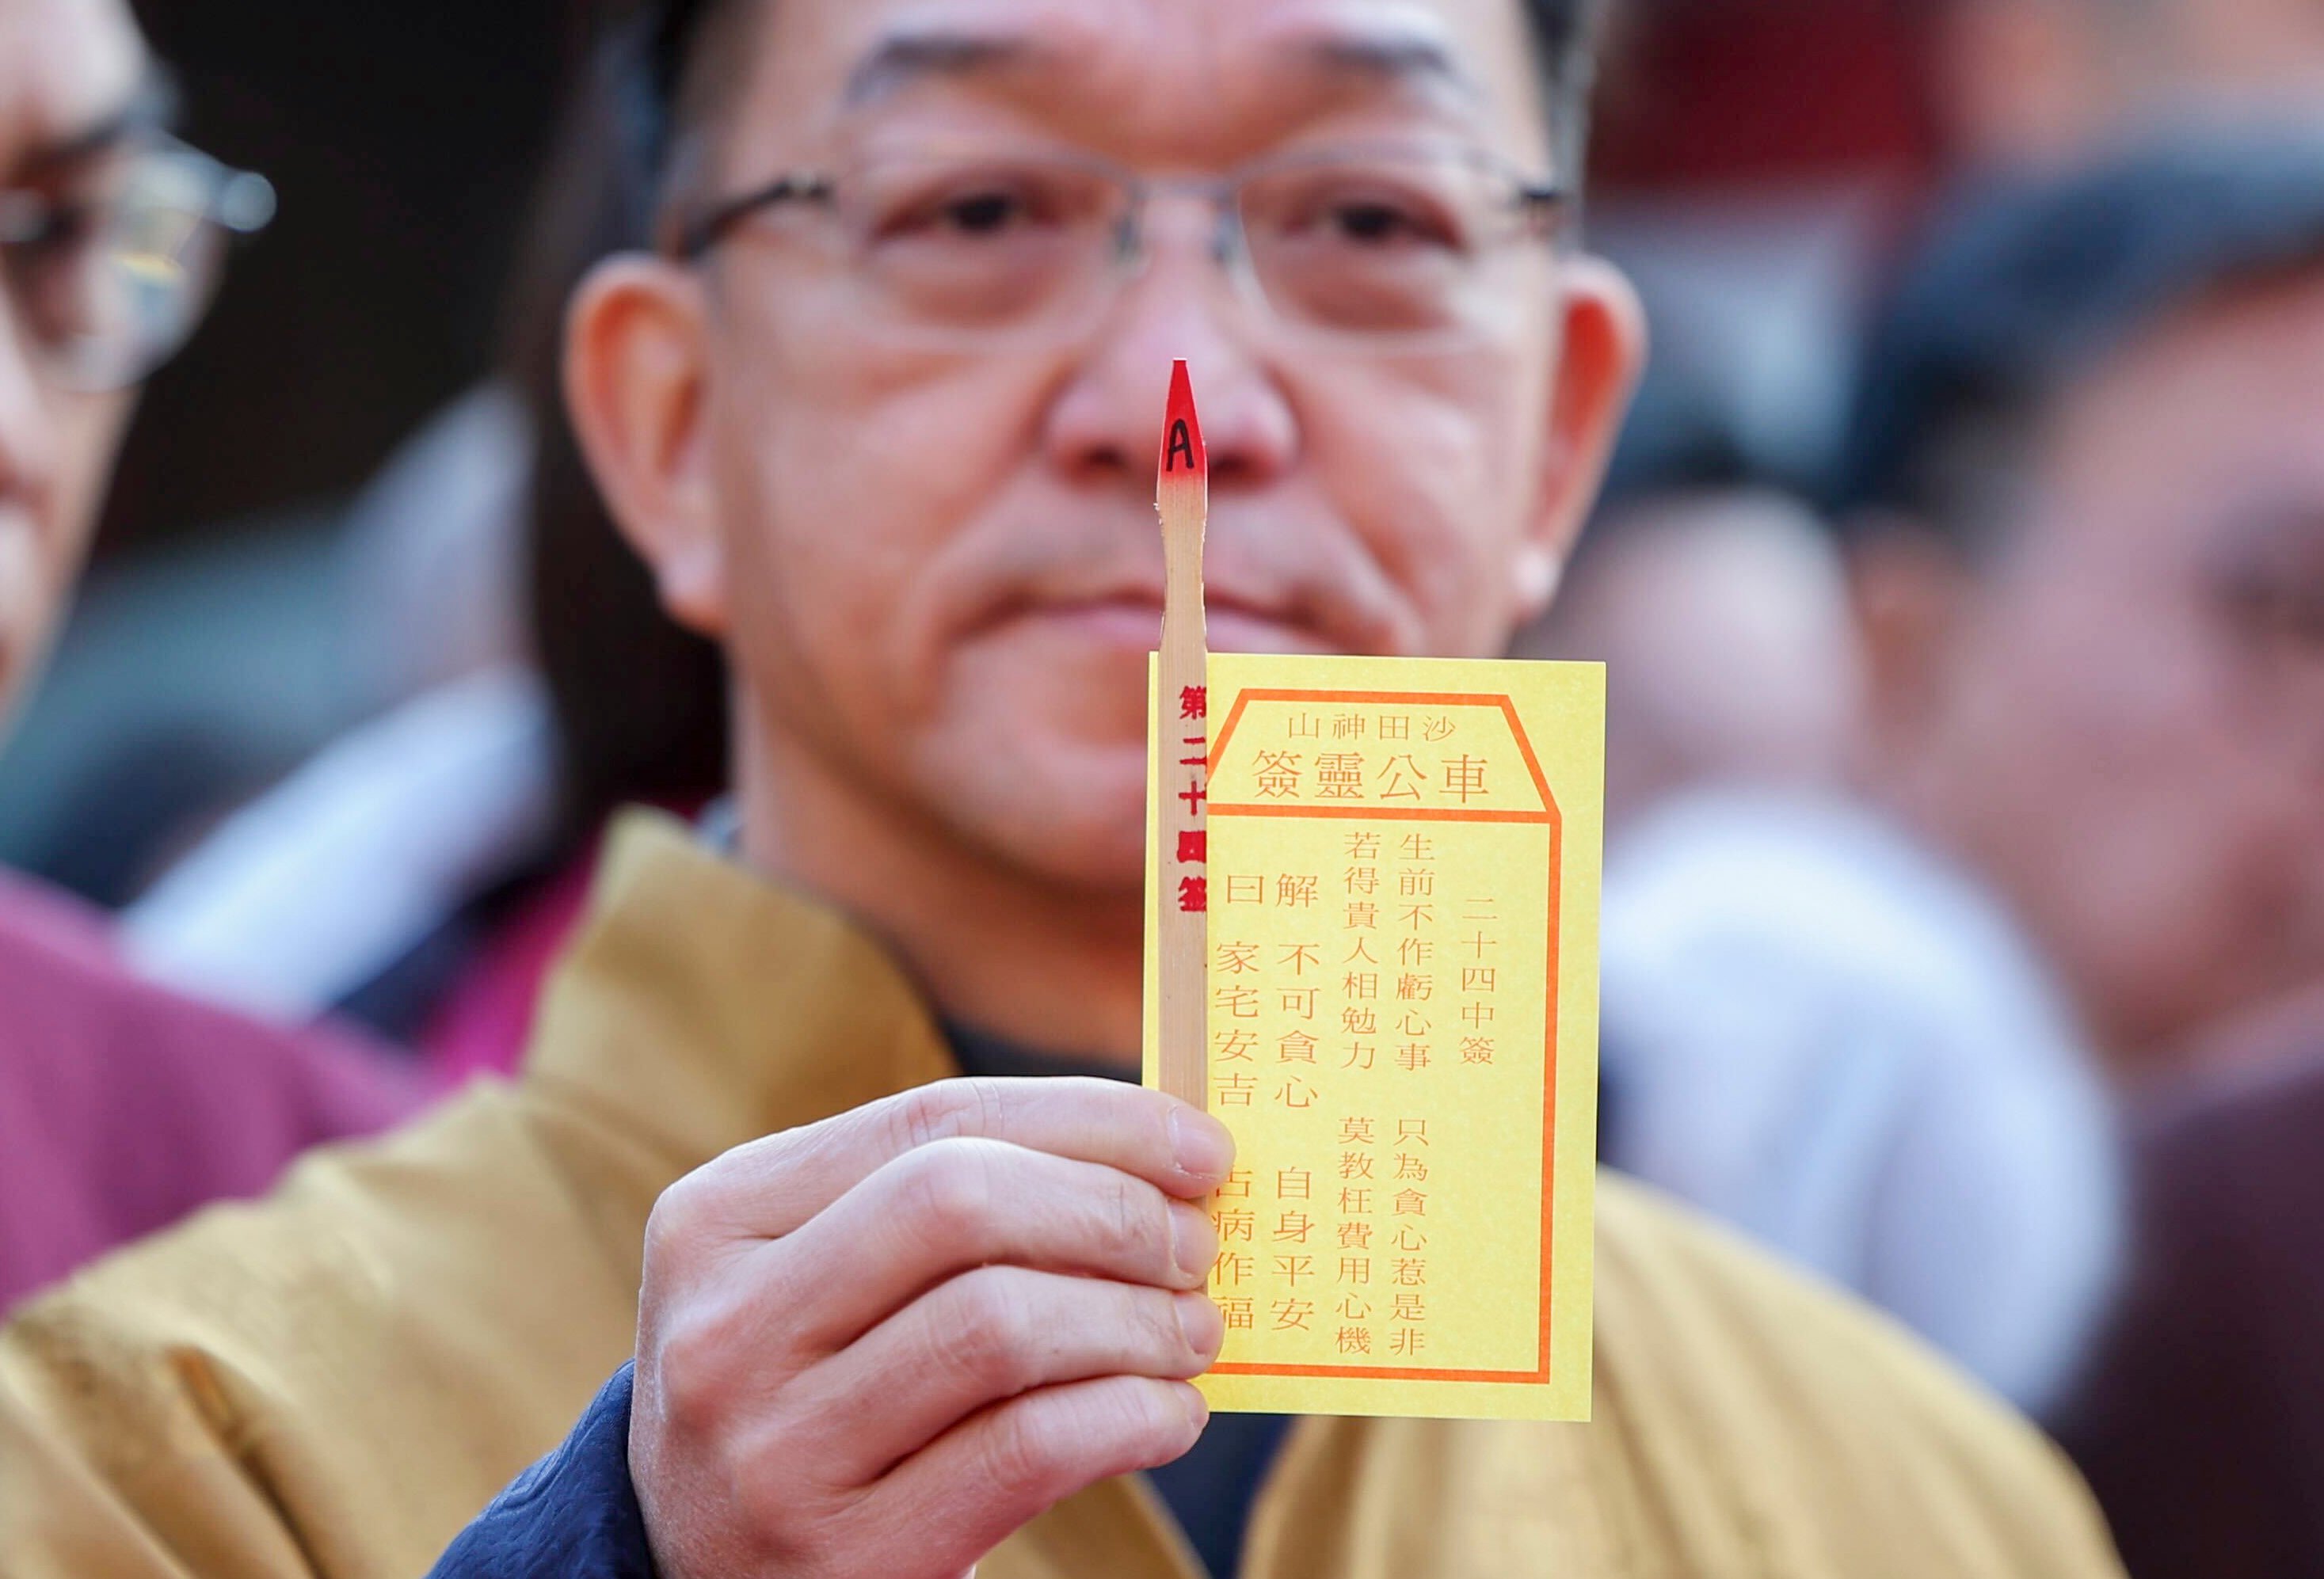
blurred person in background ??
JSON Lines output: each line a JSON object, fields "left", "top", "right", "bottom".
{"left": 112, "top": 39, "right": 729, "bottom": 1072}
{"left": 0, "top": 0, "right": 417, "bottom": 1311}
{"left": 1836, "top": 134, "right": 2324, "bottom": 1082}
{"left": 1599, "top": 132, "right": 2324, "bottom": 1413}
{"left": 413, "top": 37, "right": 732, "bottom": 1083}
{"left": 109, "top": 383, "right": 562, "bottom": 1044}
{"left": 0, "top": 2, "right": 2128, "bottom": 1575}
{"left": 413, "top": 50, "right": 733, "bottom": 1082}
{"left": 1514, "top": 480, "right": 1862, "bottom": 834}
{"left": 1937, "top": 0, "right": 2324, "bottom": 169}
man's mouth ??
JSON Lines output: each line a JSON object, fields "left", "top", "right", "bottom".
{"left": 1001, "top": 592, "right": 1335, "bottom": 656}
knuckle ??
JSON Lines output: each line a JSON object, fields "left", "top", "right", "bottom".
{"left": 888, "top": 1085, "right": 962, "bottom": 1153}
{"left": 888, "top": 1079, "right": 1004, "bottom": 1153}
{"left": 977, "top": 1403, "right": 1069, "bottom": 1502}
{"left": 939, "top": 1268, "right": 1038, "bottom": 1394}
{"left": 1137, "top": 1288, "right": 1194, "bottom": 1364}
{"left": 642, "top": 1172, "right": 713, "bottom": 1277}
{"left": 964, "top": 1076, "right": 1017, "bottom": 1138}
{"left": 1103, "top": 1173, "right": 1168, "bottom": 1266}
{"left": 725, "top": 1463, "right": 824, "bottom": 1572}
{"left": 895, "top": 1140, "right": 1000, "bottom": 1244}
{"left": 649, "top": 1303, "right": 745, "bottom": 1439}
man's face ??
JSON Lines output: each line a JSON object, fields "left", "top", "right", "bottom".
{"left": 1938, "top": 0, "right": 2324, "bottom": 166}
{"left": 578, "top": 0, "right": 1636, "bottom": 891}
{"left": 0, "top": 0, "right": 146, "bottom": 725}
{"left": 2141, "top": 0, "right": 2324, "bottom": 102}
{"left": 1888, "top": 276, "right": 2324, "bottom": 1067}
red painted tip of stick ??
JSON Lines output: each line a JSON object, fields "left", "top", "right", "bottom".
{"left": 1159, "top": 358, "right": 1207, "bottom": 491}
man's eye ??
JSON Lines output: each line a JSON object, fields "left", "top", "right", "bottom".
{"left": 869, "top": 181, "right": 1056, "bottom": 245}
{"left": 1332, "top": 201, "right": 1429, "bottom": 244}
{"left": 10, "top": 201, "right": 97, "bottom": 258}
{"left": 935, "top": 188, "right": 1033, "bottom": 236}
{"left": 1283, "top": 187, "right": 1465, "bottom": 253}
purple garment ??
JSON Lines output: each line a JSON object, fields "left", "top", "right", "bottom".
{"left": 0, "top": 870, "right": 421, "bottom": 1312}
{"left": 2048, "top": 1034, "right": 2324, "bottom": 1579}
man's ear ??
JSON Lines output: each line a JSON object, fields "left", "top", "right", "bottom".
{"left": 1846, "top": 511, "right": 1975, "bottom": 746}
{"left": 564, "top": 255, "right": 729, "bottom": 639}
{"left": 1514, "top": 254, "right": 1648, "bottom": 622}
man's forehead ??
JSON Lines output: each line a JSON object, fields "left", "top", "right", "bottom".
{"left": 745, "top": 0, "right": 1544, "bottom": 156}
{"left": 837, "top": 0, "right": 1490, "bottom": 96}
{"left": 0, "top": 0, "right": 148, "bottom": 176}
{"left": 2034, "top": 270, "right": 2324, "bottom": 545}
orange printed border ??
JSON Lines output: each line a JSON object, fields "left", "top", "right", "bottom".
{"left": 1202, "top": 690, "right": 1564, "bottom": 1386}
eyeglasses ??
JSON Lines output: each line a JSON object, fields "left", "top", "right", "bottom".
{"left": 0, "top": 134, "right": 276, "bottom": 393}
{"left": 672, "top": 141, "right": 1566, "bottom": 352}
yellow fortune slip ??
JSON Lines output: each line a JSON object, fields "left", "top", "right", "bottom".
{"left": 1144, "top": 651, "right": 1605, "bottom": 1421}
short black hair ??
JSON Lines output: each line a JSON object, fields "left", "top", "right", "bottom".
{"left": 1834, "top": 128, "right": 2324, "bottom": 548}
{"left": 629, "top": 0, "right": 1602, "bottom": 200}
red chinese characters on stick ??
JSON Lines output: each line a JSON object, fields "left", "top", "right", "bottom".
{"left": 1157, "top": 360, "right": 1210, "bottom": 1109}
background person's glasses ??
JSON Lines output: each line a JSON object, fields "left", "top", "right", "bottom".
{"left": 0, "top": 135, "right": 276, "bottom": 394}
{"left": 672, "top": 142, "right": 1567, "bottom": 352}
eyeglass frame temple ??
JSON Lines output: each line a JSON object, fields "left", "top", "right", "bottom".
{"left": 672, "top": 173, "right": 836, "bottom": 261}
{"left": 0, "top": 135, "right": 276, "bottom": 252}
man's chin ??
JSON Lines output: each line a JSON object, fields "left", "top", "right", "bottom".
{"left": 918, "top": 732, "right": 1154, "bottom": 894}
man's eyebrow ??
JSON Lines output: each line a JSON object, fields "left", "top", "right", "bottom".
{"left": 1299, "top": 29, "right": 1482, "bottom": 105}
{"left": 842, "top": 29, "right": 1050, "bottom": 109}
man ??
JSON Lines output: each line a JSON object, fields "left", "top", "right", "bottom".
{"left": 1935, "top": 0, "right": 2324, "bottom": 167}
{"left": 1599, "top": 132, "right": 2324, "bottom": 1413}
{"left": 0, "top": 2, "right": 2124, "bottom": 1575}
{"left": 0, "top": 0, "right": 417, "bottom": 1311}
{"left": 1837, "top": 135, "right": 2324, "bottom": 1079}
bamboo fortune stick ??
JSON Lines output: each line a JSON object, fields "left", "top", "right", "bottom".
{"left": 1156, "top": 360, "right": 1210, "bottom": 1111}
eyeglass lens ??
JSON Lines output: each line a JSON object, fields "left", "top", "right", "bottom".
{"left": 2, "top": 145, "right": 250, "bottom": 391}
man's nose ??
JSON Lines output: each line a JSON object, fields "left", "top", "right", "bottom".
{"left": 1040, "top": 209, "right": 1297, "bottom": 494}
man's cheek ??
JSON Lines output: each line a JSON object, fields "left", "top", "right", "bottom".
{"left": 1332, "top": 442, "right": 1525, "bottom": 611}
{"left": 912, "top": 645, "right": 1153, "bottom": 883}
{"left": 54, "top": 390, "right": 134, "bottom": 538}
{"left": 935, "top": 623, "right": 1151, "bottom": 744}
{"left": 1398, "top": 529, "right": 1524, "bottom": 651}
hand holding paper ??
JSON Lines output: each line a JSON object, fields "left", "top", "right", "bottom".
{"left": 627, "top": 1079, "right": 1232, "bottom": 1579}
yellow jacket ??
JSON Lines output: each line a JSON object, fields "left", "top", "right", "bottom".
{"left": 0, "top": 814, "right": 2124, "bottom": 1577}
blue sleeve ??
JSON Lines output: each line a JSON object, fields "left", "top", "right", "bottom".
{"left": 427, "top": 1364, "right": 658, "bottom": 1579}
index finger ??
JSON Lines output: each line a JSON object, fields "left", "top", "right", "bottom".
{"left": 653, "top": 1078, "right": 1234, "bottom": 1248}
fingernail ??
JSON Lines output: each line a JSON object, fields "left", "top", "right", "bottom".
{"left": 1168, "top": 1108, "right": 1235, "bottom": 1182}
{"left": 1179, "top": 1384, "right": 1211, "bottom": 1434}
{"left": 1170, "top": 1200, "right": 1218, "bottom": 1281}
{"left": 1176, "top": 1294, "right": 1225, "bottom": 1359}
